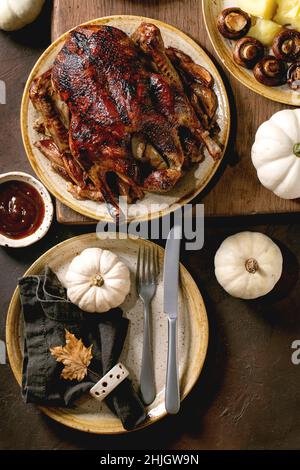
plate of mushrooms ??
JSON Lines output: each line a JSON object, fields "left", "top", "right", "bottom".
{"left": 21, "top": 15, "right": 230, "bottom": 222}
{"left": 202, "top": 0, "right": 300, "bottom": 106}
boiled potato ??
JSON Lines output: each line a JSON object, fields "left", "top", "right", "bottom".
{"left": 292, "top": 18, "right": 300, "bottom": 30}
{"left": 274, "top": 0, "right": 300, "bottom": 30}
{"left": 238, "top": 0, "right": 277, "bottom": 20}
{"left": 275, "top": 0, "right": 300, "bottom": 21}
{"left": 249, "top": 18, "right": 282, "bottom": 46}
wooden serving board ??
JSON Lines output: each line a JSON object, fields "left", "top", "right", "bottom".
{"left": 52, "top": 0, "right": 300, "bottom": 224}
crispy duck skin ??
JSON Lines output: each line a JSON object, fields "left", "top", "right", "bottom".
{"left": 34, "top": 139, "right": 65, "bottom": 168}
{"left": 30, "top": 72, "right": 96, "bottom": 198}
{"left": 52, "top": 24, "right": 194, "bottom": 209}
{"left": 34, "top": 139, "right": 72, "bottom": 182}
{"left": 61, "top": 154, "right": 89, "bottom": 188}
{"left": 52, "top": 25, "right": 186, "bottom": 168}
{"left": 68, "top": 184, "right": 103, "bottom": 202}
{"left": 166, "top": 47, "right": 214, "bottom": 87}
{"left": 131, "top": 24, "right": 184, "bottom": 91}
{"left": 143, "top": 168, "right": 182, "bottom": 192}
{"left": 30, "top": 22, "right": 221, "bottom": 213}
{"left": 34, "top": 137, "right": 88, "bottom": 189}
{"left": 191, "top": 83, "right": 218, "bottom": 121}
{"left": 166, "top": 47, "right": 218, "bottom": 126}
{"left": 131, "top": 24, "right": 221, "bottom": 159}
{"left": 29, "top": 70, "right": 69, "bottom": 153}
{"left": 189, "top": 92, "right": 210, "bottom": 129}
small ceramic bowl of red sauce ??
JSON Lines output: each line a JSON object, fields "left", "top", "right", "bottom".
{"left": 0, "top": 172, "right": 53, "bottom": 248}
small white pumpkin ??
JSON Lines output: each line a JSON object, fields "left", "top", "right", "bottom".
{"left": 0, "top": 0, "right": 45, "bottom": 31}
{"left": 65, "top": 248, "right": 131, "bottom": 313}
{"left": 252, "top": 109, "right": 300, "bottom": 200}
{"left": 214, "top": 232, "right": 283, "bottom": 300}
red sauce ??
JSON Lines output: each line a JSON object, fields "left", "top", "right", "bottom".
{"left": 0, "top": 180, "right": 45, "bottom": 239}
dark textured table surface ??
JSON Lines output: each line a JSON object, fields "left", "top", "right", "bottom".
{"left": 0, "top": 3, "right": 300, "bottom": 451}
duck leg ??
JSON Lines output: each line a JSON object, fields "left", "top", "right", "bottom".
{"left": 131, "top": 23, "right": 222, "bottom": 160}
{"left": 29, "top": 69, "right": 70, "bottom": 153}
{"left": 131, "top": 23, "right": 184, "bottom": 91}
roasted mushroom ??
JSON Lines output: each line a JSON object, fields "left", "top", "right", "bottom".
{"left": 217, "top": 8, "right": 251, "bottom": 40}
{"left": 253, "top": 56, "right": 287, "bottom": 87}
{"left": 233, "top": 37, "right": 265, "bottom": 69}
{"left": 287, "top": 62, "right": 300, "bottom": 90}
{"left": 272, "top": 29, "right": 300, "bottom": 62}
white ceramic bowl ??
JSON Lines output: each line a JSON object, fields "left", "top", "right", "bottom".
{"left": 0, "top": 172, "right": 53, "bottom": 248}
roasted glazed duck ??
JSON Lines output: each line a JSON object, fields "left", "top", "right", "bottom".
{"left": 29, "top": 22, "right": 221, "bottom": 217}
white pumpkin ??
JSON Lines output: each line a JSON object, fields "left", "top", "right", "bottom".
{"left": 214, "top": 232, "right": 283, "bottom": 300}
{"left": 65, "top": 248, "right": 131, "bottom": 313}
{"left": 252, "top": 109, "right": 300, "bottom": 200}
{"left": 0, "top": 0, "right": 44, "bottom": 31}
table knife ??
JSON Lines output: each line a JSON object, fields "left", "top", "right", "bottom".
{"left": 163, "top": 224, "right": 182, "bottom": 414}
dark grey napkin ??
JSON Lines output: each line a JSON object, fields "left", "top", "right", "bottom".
{"left": 18, "top": 266, "right": 146, "bottom": 430}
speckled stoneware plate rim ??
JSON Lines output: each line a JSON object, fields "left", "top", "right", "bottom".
{"left": 6, "top": 232, "right": 209, "bottom": 434}
{"left": 0, "top": 171, "right": 53, "bottom": 248}
{"left": 202, "top": 0, "right": 300, "bottom": 106}
{"left": 21, "top": 14, "right": 230, "bottom": 223}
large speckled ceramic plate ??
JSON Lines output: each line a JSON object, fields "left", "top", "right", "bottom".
{"left": 6, "top": 233, "right": 208, "bottom": 434}
{"left": 21, "top": 15, "right": 230, "bottom": 223}
{"left": 203, "top": 0, "right": 300, "bottom": 106}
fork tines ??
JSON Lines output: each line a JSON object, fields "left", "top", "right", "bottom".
{"left": 136, "top": 244, "right": 160, "bottom": 289}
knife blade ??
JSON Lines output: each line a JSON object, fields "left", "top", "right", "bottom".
{"left": 163, "top": 224, "right": 182, "bottom": 318}
{"left": 163, "top": 224, "right": 182, "bottom": 414}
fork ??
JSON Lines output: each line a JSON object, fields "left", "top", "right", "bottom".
{"left": 136, "top": 244, "right": 159, "bottom": 405}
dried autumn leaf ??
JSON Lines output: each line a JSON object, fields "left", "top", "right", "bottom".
{"left": 50, "top": 330, "right": 93, "bottom": 382}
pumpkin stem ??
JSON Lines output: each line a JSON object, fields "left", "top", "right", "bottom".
{"left": 293, "top": 143, "right": 300, "bottom": 157}
{"left": 91, "top": 274, "right": 104, "bottom": 287}
{"left": 245, "top": 258, "right": 259, "bottom": 274}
